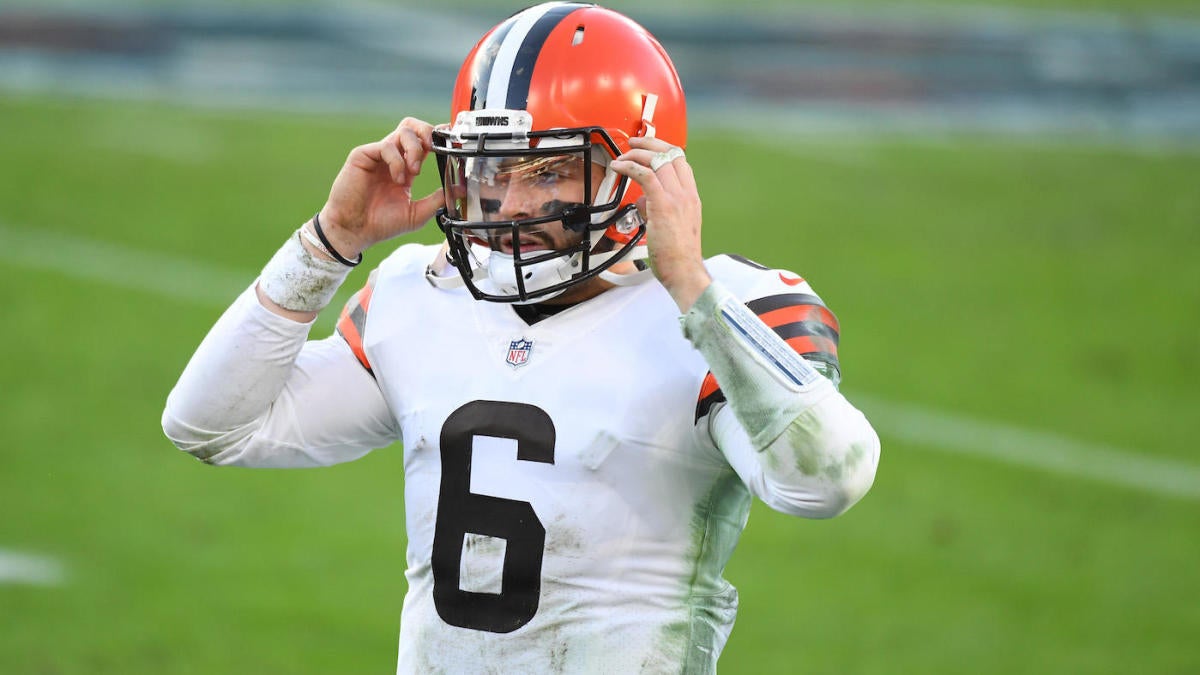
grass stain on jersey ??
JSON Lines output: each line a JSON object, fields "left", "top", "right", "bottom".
{"left": 651, "top": 468, "right": 752, "bottom": 673}
{"left": 784, "top": 413, "right": 870, "bottom": 482}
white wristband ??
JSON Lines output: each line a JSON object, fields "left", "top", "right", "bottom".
{"left": 258, "top": 229, "right": 353, "bottom": 312}
{"left": 299, "top": 224, "right": 337, "bottom": 260}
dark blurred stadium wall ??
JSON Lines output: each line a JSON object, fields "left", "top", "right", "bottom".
{"left": 1, "top": 5, "right": 1198, "bottom": 140}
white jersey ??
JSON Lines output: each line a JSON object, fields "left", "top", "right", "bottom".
{"left": 344, "top": 244, "right": 841, "bottom": 673}
{"left": 163, "top": 242, "right": 876, "bottom": 674}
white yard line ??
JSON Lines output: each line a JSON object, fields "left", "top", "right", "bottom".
{"left": 0, "top": 549, "right": 65, "bottom": 586}
{"left": 856, "top": 396, "right": 1200, "bottom": 500}
{"left": 0, "top": 222, "right": 251, "bottom": 306}
{"left": 3, "top": 222, "right": 1198, "bottom": 501}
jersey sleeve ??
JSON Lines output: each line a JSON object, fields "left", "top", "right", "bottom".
{"left": 707, "top": 393, "right": 878, "bottom": 518}
{"left": 695, "top": 259, "right": 841, "bottom": 423}
{"left": 162, "top": 283, "right": 400, "bottom": 468}
{"left": 687, "top": 256, "right": 879, "bottom": 518}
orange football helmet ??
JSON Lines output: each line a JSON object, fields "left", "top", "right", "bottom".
{"left": 431, "top": 2, "right": 687, "bottom": 303}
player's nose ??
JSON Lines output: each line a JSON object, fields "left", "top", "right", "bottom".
{"left": 497, "top": 184, "right": 541, "bottom": 220}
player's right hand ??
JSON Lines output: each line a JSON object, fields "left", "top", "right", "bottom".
{"left": 316, "top": 117, "right": 445, "bottom": 259}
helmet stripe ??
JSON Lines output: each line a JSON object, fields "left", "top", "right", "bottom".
{"left": 484, "top": 2, "right": 588, "bottom": 110}
{"left": 468, "top": 18, "right": 517, "bottom": 111}
{"left": 503, "top": 3, "right": 587, "bottom": 109}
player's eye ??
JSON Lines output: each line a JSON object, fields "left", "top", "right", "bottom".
{"left": 534, "top": 171, "right": 562, "bottom": 186}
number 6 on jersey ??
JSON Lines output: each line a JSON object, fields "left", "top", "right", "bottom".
{"left": 431, "top": 400, "right": 556, "bottom": 633}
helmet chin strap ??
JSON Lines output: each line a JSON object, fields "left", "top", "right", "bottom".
{"left": 425, "top": 238, "right": 653, "bottom": 297}
{"left": 486, "top": 250, "right": 571, "bottom": 303}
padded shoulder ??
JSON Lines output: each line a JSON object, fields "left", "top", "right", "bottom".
{"left": 335, "top": 243, "right": 452, "bottom": 375}
{"left": 377, "top": 242, "right": 447, "bottom": 279}
{"left": 705, "top": 253, "right": 821, "bottom": 302}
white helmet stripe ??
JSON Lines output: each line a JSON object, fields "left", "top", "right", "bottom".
{"left": 484, "top": 3, "right": 586, "bottom": 110}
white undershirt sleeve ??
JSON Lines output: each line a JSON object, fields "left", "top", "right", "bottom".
{"left": 162, "top": 284, "right": 399, "bottom": 468}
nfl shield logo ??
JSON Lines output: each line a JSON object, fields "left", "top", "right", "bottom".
{"left": 506, "top": 338, "right": 534, "bottom": 368}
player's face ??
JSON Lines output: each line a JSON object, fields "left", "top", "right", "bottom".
{"left": 476, "top": 155, "right": 605, "bottom": 256}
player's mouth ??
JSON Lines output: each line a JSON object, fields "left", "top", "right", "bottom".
{"left": 495, "top": 233, "right": 552, "bottom": 256}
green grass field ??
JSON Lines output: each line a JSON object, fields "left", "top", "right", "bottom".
{"left": 1, "top": 90, "right": 1198, "bottom": 674}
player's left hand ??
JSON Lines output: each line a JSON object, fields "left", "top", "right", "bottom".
{"left": 610, "top": 136, "right": 711, "bottom": 312}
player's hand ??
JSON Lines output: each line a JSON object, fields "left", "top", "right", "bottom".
{"left": 610, "top": 136, "right": 711, "bottom": 312}
{"left": 317, "top": 118, "right": 445, "bottom": 259}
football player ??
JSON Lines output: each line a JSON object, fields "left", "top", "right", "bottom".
{"left": 163, "top": 3, "right": 880, "bottom": 673}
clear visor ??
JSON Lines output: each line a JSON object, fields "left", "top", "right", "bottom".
{"left": 442, "top": 152, "right": 608, "bottom": 251}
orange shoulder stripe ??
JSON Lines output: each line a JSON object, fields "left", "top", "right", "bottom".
{"left": 698, "top": 372, "right": 720, "bottom": 400}
{"left": 337, "top": 310, "right": 372, "bottom": 373}
{"left": 785, "top": 335, "right": 839, "bottom": 358}
{"left": 335, "top": 274, "right": 377, "bottom": 375}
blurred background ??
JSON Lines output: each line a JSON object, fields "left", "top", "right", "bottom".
{"left": 1, "top": 0, "right": 1198, "bottom": 673}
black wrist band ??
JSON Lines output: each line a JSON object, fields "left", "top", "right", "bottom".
{"left": 312, "top": 212, "right": 363, "bottom": 267}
